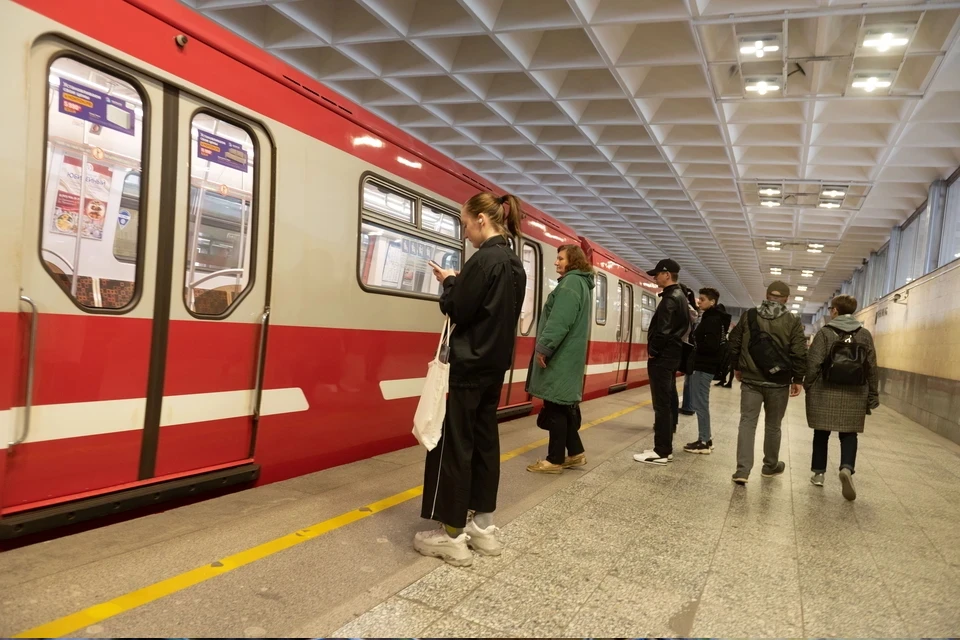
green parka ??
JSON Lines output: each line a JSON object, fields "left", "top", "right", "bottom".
{"left": 525, "top": 269, "right": 595, "bottom": 405}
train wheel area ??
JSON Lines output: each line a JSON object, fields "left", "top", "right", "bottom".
{"left": 3, "top": 383, "right": 960, "bottom": 638}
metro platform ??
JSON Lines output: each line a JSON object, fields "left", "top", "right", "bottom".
{"left": 1, "top": 383, "right": 959, "bottom": 638}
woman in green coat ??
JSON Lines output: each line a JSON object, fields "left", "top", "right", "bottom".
{"left": 526, "top": 244, "right": 596, "bottom": 474}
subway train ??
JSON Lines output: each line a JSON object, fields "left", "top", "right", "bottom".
{"left": 0, "top": 0, "right": 662, "bottom": 538}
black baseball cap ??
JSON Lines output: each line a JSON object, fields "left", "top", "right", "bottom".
{"left": 646, "top": 258, "right": 681, "bottom": 276}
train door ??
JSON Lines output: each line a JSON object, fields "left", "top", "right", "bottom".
{"left": 4, "top": 41, "right": 271, "bottom": 512}
{"left": 499, "top": 238, "right": 540, "bottom": 411}
{"left": 615, "top": 282, "right": 634, "bottom": 384}
{"left": 152, "top": 95, "right": 273, "bottom": 477}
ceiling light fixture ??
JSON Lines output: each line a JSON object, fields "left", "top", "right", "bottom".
{"left": 792, "top": 304, "right": 801, "bottom": 309}
{"left": 807, "top": 248, "right": 822, "bottom": 253}
{"left": 797, "top": 285, "right": 808, "bottom": 292}
{"left": 761, "top": 199, "right": 781, "bottom": 208}
{"left": 852, "top": 76, "right": 892, "bottom": 92}
{"left": 808, "top": 243, "right": 824, "bottom": 249}
{"left": 820, "top": 188, "right": 845, "bottom": 199}
{"left": 766, "top": 240, "right": 782, "bottom": 246}
{"left": 801, "top": 270, "right": 814, "bottom": 277}
{"left": 818, "top": 199, "right": 842, "bottom": 209}
{"left": 795, "top": 296, "right": 804, "bottom": 301}
{"left": 767, "top": 246, "right": 782, "bottom": 251}
{"left": 746, "top": 80, "right": 780, "bottom": 95}
{"left": 740, "top": 38, "right": 781, "bottom": 59}
{"left": 759, "top": 187, "right": 781, "bottom": 197}
{"left": 863, "top": 28, "right": 910, "bottom": 53}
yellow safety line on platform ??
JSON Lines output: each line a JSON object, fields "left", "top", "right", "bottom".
{"left": 15, "top": 399, "right": 651, "bottom": 638}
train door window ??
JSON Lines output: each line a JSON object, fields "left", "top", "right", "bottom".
{"left": 184, "top": 113, "right": 257, "bottom": 316}
{"left": 42, "top": 57, "right": 147, "bottom": 310}
{"left": 641, "top": 293, "right": 656, "bottom": 331}
{"left": 519, "top": 242, "right": 540, "bottom": 336}
{"left": 358, "top": 175, "right": 462, "bottom": 299}
{"left": 595, "top": 273, "right": 607, "bottom": 325}
{"left": 615, "top": 282, "right": 624, "bottom": 338}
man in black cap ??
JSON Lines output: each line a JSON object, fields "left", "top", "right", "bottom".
{"left": 634, "top": 258, "right": 692, "bottom": 466}
{"left": 726, "top": 280, "right": 808, "bottom": 484}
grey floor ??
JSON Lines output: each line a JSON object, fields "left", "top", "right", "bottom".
{"left": 2, "top": 381, "right": 959, "bottom": 637}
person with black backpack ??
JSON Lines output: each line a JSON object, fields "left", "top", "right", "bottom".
{"left": 804, "top": 295, "right": 879, "bottom": 501}
{"left": 727, "top": 281, "right": 808, "bottom": 484}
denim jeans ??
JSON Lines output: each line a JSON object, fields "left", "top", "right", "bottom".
{"left": 811, "top": 430, "right": 858, "bottom": 474}
{"left": 689, "top": 370, "right": 713, "bottom": 442}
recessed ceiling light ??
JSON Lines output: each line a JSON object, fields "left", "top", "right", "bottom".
{"left": 852, "top": 76, "right": 893, "bottom": 92}
{"left": 746, "top": 80, "right": 780, "bottom": 95}
{"left": 797, "top": 285, "right": 808, "bottom": 292}
{"left": 807, "top": 248, "right": 822, "bottom": 253}
{"left": 759, "top": 186, "right": 781, "bottom": 197}
{"left": 808, "top": 243, "right": 824, "bottom": 249}
{"left": 795, "top": 296, "right": 804, "bottom": 301}
{"left": 740, "top": 38, "right": 781, "bottom": 58}
{"left": 766, "top": 241, "right": 782, "bottom": 246}
{"left": 863, "top": 28, "right": 910, "bottom": 53}
{"left": 820, "top": 189, "right": 845, "bottom": 199}
{"left": 818, "top": 200, "right": 841, "bottom": 209}
{"left": 761, "top": 199, "right": 781, "bottom": 207}
{"left": 792, "top": 304, "right": 801, "bottom": 309}
{"left": 767, "top": 246, "right": 782, "bottom": 251}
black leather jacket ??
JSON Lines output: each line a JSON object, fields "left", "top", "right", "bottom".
{"left": 440, "top": 235, "right": 526, "bottom": 387}
{"left": 648, "top": 283, "right": 691, "bottom": 362}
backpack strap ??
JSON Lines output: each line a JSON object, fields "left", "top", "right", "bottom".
{"left": 747, "top": 308, "right": 761, "bottom": 337}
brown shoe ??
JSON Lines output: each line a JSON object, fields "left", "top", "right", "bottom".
{"left": 527, "top": 459, "right": 563, "bottom": 474}
{"left": 562, "top": 453, "right": 587, "bottom": 468}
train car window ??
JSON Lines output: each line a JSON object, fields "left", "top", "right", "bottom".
{"left": 519, "top": 243, "right": 540, "bottom": 336}
{"left": 363, "top": 180, "right": 414, "bottom": 224}
{"left": 595, "top": 273, "right": 608, "bottom": 325}
{"left": 41, "top": 57, "right": 146, "bottom": 311}
{"left": 641, "top": 293, "right": 656, "bottom": 331}
{"left": 359, "top": 222, "right": 461, "bottom": 296}
{"left": 358, "top": 175, "right": 462, "bottom": 299}
{"left": 184, "top": 113, "right": 257, "bottom": 317}
{"left": 422, "top": 202, "right": 461, "bottom": 241}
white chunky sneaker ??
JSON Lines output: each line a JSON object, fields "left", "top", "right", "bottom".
{"left": 413, "top": 527, "right": 473, "bottom": 566}
{"left": 465, "top": 519, "right": 503, "bottom": 556}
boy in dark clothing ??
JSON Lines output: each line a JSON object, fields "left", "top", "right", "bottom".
{"left": 684, "top": 289, "right": 731, "bottom": 453}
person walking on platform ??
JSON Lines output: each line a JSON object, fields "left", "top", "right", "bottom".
{"left": 416, "top": 192, "right": 526, "bottom": 567}
{"left": 683, "top": 288, "right": 730, "bottom": 454}
{"left": 526, "top": 245, "right": 595, "bottom": 474}
{"left": 804, "top": 295, "right": 879, "bottom": 501}
{"left": 727, "top": 281, "right": 807, "bottom": 484}
{"left": 633, "top": 259, "right": 691, "bottom": 466}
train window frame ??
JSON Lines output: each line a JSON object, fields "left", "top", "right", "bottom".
{"left": 182, "top": 107, "right": 261, "bottom": 320}
{"left": 357, "top": 172, "right": 464, "bottom": 301}
{"left": 38, "top": 52, "right": 151, "bottom": 315}
{"left": 595, "top": 272, "right": 608, "bottom": 325}
{"left": 519, "top": 241, "right": 541, "bottom": 337}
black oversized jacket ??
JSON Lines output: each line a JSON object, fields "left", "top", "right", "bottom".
{"left": 440, "top": 235, "right": 526, "bottom": 387}
{"left": 693, "top": 306, "right": 732, "bottom": 375}
{"left": 647, "top": 283, "right": 690, "bottom": 362}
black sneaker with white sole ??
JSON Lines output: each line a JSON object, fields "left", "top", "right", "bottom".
{"left": 633, "top": 450, "right": 670, "bottom": 466}
{"left": 683, "top": 440, "right": 711, "bottom": 454}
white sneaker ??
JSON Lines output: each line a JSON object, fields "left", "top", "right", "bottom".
{"left": 633, "top": 450, "right": 670, "bottom": 466}
{"left": 413, "top": 527, "right": 473, "bottom": 566}
{"left": 464, "top": 520, "right": 503, "bottom": 556}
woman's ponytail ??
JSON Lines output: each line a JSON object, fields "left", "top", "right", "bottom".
{"left": 501, "top": 194, "right": 523, "bottom": 240}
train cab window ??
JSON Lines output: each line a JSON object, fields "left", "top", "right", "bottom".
{"left": 41, "top": 58, "right": 146, "bottom": 310}
{"left": 184, "top": 113, "right": 257, "bottom": 317}
{"left": 519, "top": 243, "right": 540, "bottom": 336}
{"left": 641, "top": 293, "right": 657, "bottom": 331}
{"left": 358, "top": 175, "right": 463, "bottom": 299}
{"left": 595, "top": 273, "right": 608, "bottom": 325}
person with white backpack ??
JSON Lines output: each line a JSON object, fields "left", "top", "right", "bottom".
{"left": 414, "top": 192, "right": 526, "bottom": 567}
{"left": 804, "top": 295, "right": 879, "bottom": 501}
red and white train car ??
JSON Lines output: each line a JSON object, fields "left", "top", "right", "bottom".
{"left": 0, "top": 0, "right": 658, "bottom": 538}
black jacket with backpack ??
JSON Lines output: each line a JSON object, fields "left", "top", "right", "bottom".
{"left": 647, "top": 284, "right": 691, "bottom": 362}
{"left": 804, "top": 315, "right": 879, "bottom": 432}
{"left": 693, "top": 306, "right": 732, "bottom": 375}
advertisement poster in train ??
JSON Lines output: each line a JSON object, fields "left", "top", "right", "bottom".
{"left": 58, "top": 78, "right": 136, "bottom": 136}
{"left": 51, "top": 155, "right": 113, "bottom": 241}
{"left": 197, "top": 130, "right": 248, "bottom": 172}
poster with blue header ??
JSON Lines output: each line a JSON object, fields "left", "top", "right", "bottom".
{"left": 197, "top": 130, "right": 249, "bottom": 173}
{"left": 58, "top": 79, "right": 136, "bottom": 136}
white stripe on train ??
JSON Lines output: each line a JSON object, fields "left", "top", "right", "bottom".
{"left": 378, "top": 360, "right": 648, "bottom": 401}
{"left": 0, "top": 388, "right": 309, "bottom": 450}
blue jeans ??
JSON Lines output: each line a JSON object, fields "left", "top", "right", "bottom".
{"left": 681, "top": 374, "right": 693, "bottom": 411}
{"left": 690, "top": 370, "right": 713, "bottom": 442}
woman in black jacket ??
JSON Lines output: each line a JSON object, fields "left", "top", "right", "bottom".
{"left": 414, "top": 192, "right": 526, "bottom": 567}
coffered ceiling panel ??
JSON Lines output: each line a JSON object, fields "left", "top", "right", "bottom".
{"left": 185, "top": 0, "right": 960, "bottom": 314}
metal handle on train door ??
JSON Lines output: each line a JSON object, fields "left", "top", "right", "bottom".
{"left": 12, "top": 293, "right": 38, "bottom": 448}
{"left": 252, "top": 307, "right": 270, "bottom": 421}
